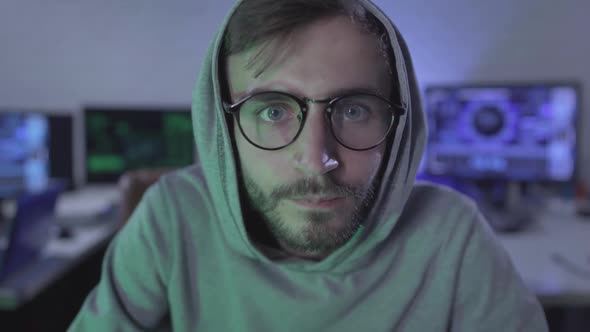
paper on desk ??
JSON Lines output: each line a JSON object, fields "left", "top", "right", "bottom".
{"left": 55, "top": 186, "right": 120, "bottom": 218}
{"left": 43, "top": 225, "right": 115, "bottom": 259}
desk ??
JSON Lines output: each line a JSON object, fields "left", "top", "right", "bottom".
{"left": 0, "top": 186, "right": 119, "bottom": 311}
{"left": 0, "top": 222, "right": 117, "bottom": 311}
{"left": 497, "top": 202, "right": 590, "bottom": 307}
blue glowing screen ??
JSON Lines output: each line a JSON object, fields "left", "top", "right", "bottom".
{"left": 0, "top": 113, "right": 49, "bottom": 198}
{"left": 423, "top": 83, "right": 578, "bottom": 181}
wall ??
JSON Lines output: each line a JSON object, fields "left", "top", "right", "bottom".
{"left": 1, "top": 0, "right": 588, "bottom": 183}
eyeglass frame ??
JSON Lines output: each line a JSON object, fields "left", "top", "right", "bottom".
{"left": 223, "top": 90, "right": 406, "bottom": 151}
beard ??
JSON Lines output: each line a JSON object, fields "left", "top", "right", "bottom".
{"left": 240, "top": 171, "right": 379, "bottom": 258}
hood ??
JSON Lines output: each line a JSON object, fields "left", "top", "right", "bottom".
{"left": 191, "top": 0, "right": 426, "bottom": 273}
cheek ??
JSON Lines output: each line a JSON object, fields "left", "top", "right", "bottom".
{"left": 340, "top": 147, "right": 385, "bottom": 183}
{"left": 234, "top": 129, "right": 286, "bottom": 191}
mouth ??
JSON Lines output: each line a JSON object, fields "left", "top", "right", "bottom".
{"left": 289, "top": 196, "right": 345, "bottom": 209}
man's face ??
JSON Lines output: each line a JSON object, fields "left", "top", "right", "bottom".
{"left": 225, "top": 15, "right": 392, "bottom": 259}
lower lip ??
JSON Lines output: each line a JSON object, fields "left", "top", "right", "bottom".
{"left": 290, "top": 197, "right": 344, "bottom": 208}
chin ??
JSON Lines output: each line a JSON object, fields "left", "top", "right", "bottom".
{"left": 269, "top": 208, "right": 361, "bottom": 255}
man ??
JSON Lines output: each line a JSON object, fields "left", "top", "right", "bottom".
{"left": 70, "top": 0, "right": 549, "bottom": 331}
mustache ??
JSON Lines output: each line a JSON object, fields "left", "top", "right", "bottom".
{"left": 271, "top": 178, "right": 365, "bottom": 200}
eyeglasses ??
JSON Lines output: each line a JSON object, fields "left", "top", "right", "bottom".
{"left": 223, "top": 91, "right": 406, "bottom": 151}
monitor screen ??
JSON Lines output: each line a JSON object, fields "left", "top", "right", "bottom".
{"left": 85, "top": 107, "right": 194, "bottom": 183}
{"left": 423, "top": 83, "right": 579, "bottom": 181}
{"left": 0, "top": 112, "right": 49, "bottom": 198}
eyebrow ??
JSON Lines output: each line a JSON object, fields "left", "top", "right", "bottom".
{"left": 234, "top": 82, "right": 385, "bottom": 101}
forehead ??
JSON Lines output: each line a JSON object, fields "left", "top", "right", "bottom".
{"left": 225, "top": 15, "right": 391, "bottom": 100}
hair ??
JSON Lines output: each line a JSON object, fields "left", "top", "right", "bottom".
{"left": 222, "top": 0, "right": 396, "bottom": 81}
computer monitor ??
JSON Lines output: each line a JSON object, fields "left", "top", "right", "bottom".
{"left": 423, "top": 82, "right": 580, "bottom": 182}
{"left": 0, "top": 112, "right": 49, "bottom": 198}
{"left": 84, "top": 106, "right": 195, "bottom": 183}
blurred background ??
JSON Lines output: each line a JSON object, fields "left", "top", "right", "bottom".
{"left": 0, "top": 0, "right": 588, "bottom": 331}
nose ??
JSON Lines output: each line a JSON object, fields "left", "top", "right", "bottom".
{"left": 292, "top": 104, "right": 340, "bottom": 176}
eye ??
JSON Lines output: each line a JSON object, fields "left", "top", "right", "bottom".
{"left": 342, "top": 104, "right": 369, "bottom": 121}
{"left": 257, "top": 104, "right": 293, "bottom": 123}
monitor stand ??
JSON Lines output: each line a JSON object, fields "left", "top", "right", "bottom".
{"left": 0, "top": 198, "right": 8, "bottom": 232}
{"left": 0, "top": 198, "right": 6, "bottom": 223}
{"left": 474, "top": 180, "right": 534, "bottom": 233}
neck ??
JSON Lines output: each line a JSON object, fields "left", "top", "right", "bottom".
{"left": 275, "top": 239, "right": 329, "bottom": 262}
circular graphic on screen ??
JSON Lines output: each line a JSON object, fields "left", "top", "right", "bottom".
{"left": 460, "top": 101, "right": 517, "bottom": 143}
{"left": 473, "top": 105, "right": 505, "bottom": 136}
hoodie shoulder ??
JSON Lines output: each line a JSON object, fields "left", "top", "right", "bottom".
{"left": 157, "top": 164, "right": 208, "bottom": 198}
{"left": 410, "top": 181, "right": 475, "bottom": 205}
{"left": 391, "top": 181, "right": 488, "bottom": 250}
{"left": 403, "top": 181, "right": 479, "bottom": 224}
{"left": 156, "top": 164, "right": 216, "bottom": 204}
{"left": 151, "top": 164, "right": 218, "bottom": 231}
